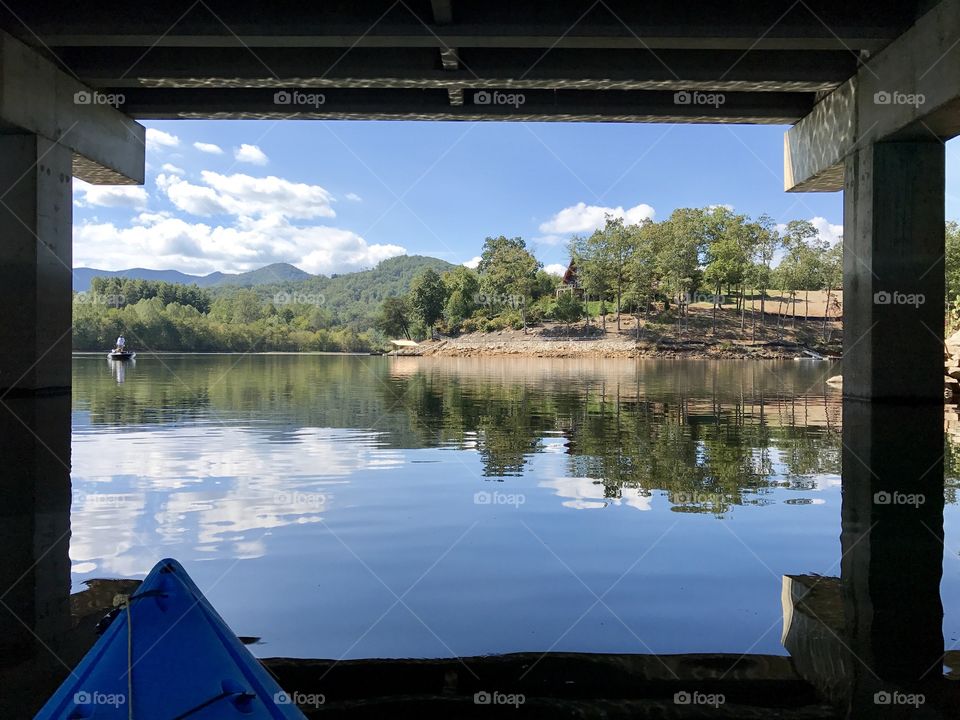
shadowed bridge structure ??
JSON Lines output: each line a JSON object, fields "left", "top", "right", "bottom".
{"left": 0, "top": 1, "right": 958, "bottom": 717}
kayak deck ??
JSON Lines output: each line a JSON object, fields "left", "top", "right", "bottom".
{"left": 35, "top": 558, "right": 305, "bottom": 719}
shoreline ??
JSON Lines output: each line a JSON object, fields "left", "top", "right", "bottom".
{"left": 395, "top": 334, "right": 839, "bottom": 360}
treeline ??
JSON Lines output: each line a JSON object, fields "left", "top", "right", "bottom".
{"left": 71, "top": 217, "right": 960, "bottom": 352}
{"left": 73, "top": 278, "right": 376, "bottom": 353}
{"left": 82, "top": 276, "right": 212, "bottom": 313}
{"left": 572, "top": 207, "right": 843, "bottom": 336}
{"left": 376, "top": 235, "right": 558, "bottom": 338}
{"left": 376, "top": 208, "right": 845, "bottom": 341}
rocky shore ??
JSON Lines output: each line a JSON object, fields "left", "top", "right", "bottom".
{"left": 394, "top": 327, "right": 836, "bottom": 360}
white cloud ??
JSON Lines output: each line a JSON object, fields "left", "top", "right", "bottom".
{"left": 75, "top": 169, "right": 402, "bottom": 275}
{"left": 234, "top": 144, "right": 269, "bottom": 165}
{"left": 157, "top": 171, "right": 336, "bottom": 220}
{"left": 194, "top": 142, "right": 224, "bottom": 155}
{"left": 539, "top": 201, "right": 655, "bottom": 235}
{"left": 544, "top": 263, "right": 567, "bottom": 276}
{"left": 810, "top": 216, "right": 843, "bottom": 245}
{"left": 145, "top": 128, "right": 180, "bottom": 151}
{"left": 539, "top": 477, "right": 653, "bottom": 511}
{"left": 463, "top": 256, "right": 481, "bottom": 269}
{"left": 161, "top": 163, "right": 185, "bottom": 175}
{"left": 73, "top": 179, "right": 148, "bottom": 209}
{"left": 775, "top": 217, "right": 843, "bottom": 246}
{"left": 344, "top": 192, "right": 362, "bottom": 202}
{"left": 74, "top": 215, "right": 405, "bottom": 276}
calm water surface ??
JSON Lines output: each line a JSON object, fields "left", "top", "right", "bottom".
{"left": 69, "top": 354, "right": 960, "bottom": 659}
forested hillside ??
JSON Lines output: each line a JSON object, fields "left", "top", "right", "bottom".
{"left": 73, "top": 255, "right": 454, "bottom": 353}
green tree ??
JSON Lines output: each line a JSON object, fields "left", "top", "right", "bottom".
{"left": 572, "top": 227, "right": 613, "bottom": 330}
{"left": 441, "top": 266, "right": 480, "bottom": 330}
{"left": 409, "top": 268, "right": 447, "bottom": 334}
{"left": 745, "top": 215, "right": 780, "bottom": 334}
{"left": 624, "top": 219, "right": 661, "bottom": 339}
{"left": 376, "top": 296, "right": 412, "bottom": 339}
{"left": 477, "top": 236, "right": 541, "bottom": 332}
{"left": 821, "top": 240, "right": 843, "bottom": 339}
{"left": 702, "top": 207, "right": 751, "bottom": 334}
{"left": 657, "top": 208, "right": 706, "bottom": 333}
{"left": 553, "top": 290, "right": 584, "bottom": 329}
{"left": 947, "top": 221, "right": 960, "bottom": 302}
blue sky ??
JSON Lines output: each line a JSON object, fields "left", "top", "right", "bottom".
{"left": 72, "top": 120, "right": 960, "bottom": 277}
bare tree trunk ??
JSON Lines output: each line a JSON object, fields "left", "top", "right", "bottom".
{"left": 712, "top": 283, "right": 719, "bottom": 335}
{"left": 740, "top": 284, "right": 746, "bottom": 333}
{"left": 822, "top": 284, "right": 833, "bottom": 341}
{"left": 616, "top": 286, "right": 622, "bottom": 331}
{"left": 805, "top": 289, "right": 809, "bottom": 323}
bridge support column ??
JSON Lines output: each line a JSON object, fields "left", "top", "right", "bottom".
{"left": 842, "top": 140, "right": 945, "bottom": 402}
{"left": 840, "top": 139, "right": 947, "bottom": 715}
{"left": 0, "top": 134, "right": 73, "bottom": 393}
{"left": 0, "top": 134, "right": 74, "bottom": 715}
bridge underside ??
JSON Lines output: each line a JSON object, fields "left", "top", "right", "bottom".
{"left": 0, "top": 2, "right": 959, "bottom": 717}
{"left": 0, "top": 0, "right": 933, "bottom": 124}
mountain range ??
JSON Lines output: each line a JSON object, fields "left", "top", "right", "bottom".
{"left": 74, "top": 262, "right": 321, "bottom": 292}
{"left": 72, "top": 256, "right": 458, "bottom": 328}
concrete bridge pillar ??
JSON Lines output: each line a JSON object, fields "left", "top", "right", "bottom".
{"left": 0, "top": 30, "right": 144, "bottom": 715}
{"left": 842, "top": 140, "right": 945, "bottom": 402}
{"left": 839, "top": 140, "right": 947, "bottom": 716}
{"left": 0, "top": 134, "right": 75, "bottom": 715}
{"left": 0, "top": 134, "right": 73, "bottom": 393}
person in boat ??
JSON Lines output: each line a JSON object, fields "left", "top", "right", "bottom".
{"left": 114, "top": 334, "right": 126, "bottom": 353}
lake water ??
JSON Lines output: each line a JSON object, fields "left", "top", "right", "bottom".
{"left": 69, "top": 354, "right": 960, "bottom": 660}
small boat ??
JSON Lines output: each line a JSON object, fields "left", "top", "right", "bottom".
{"left": 107, "top": 350, "right": 135, "bottom": 360}
{"left": 35, "top": 558, "right": 306, "bottom": 719}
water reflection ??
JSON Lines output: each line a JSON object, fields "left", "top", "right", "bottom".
{"left": 67, "top": 354, "right": 860, "bottom": 662}
{"left": 107, "top": 356, "right": 134, "bottom": 383}
{"left": 3, "top": 355, "right": 960, "bottom": 716}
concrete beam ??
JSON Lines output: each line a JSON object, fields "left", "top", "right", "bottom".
{"left": 109, "top": 87, "right": 814, "bottom": 124}
{"left": 0, "top": 30, "right": 144, "bottom": 184}
{"left": 784, "top": 0, "right": 960, "bottom": 191}
{"left": 62, "top": 47, "right": 856, "bottom": 94}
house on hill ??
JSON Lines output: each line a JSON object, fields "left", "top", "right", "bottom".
{"left": 556, "top": 260, "right": 583, "bottom": 298}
